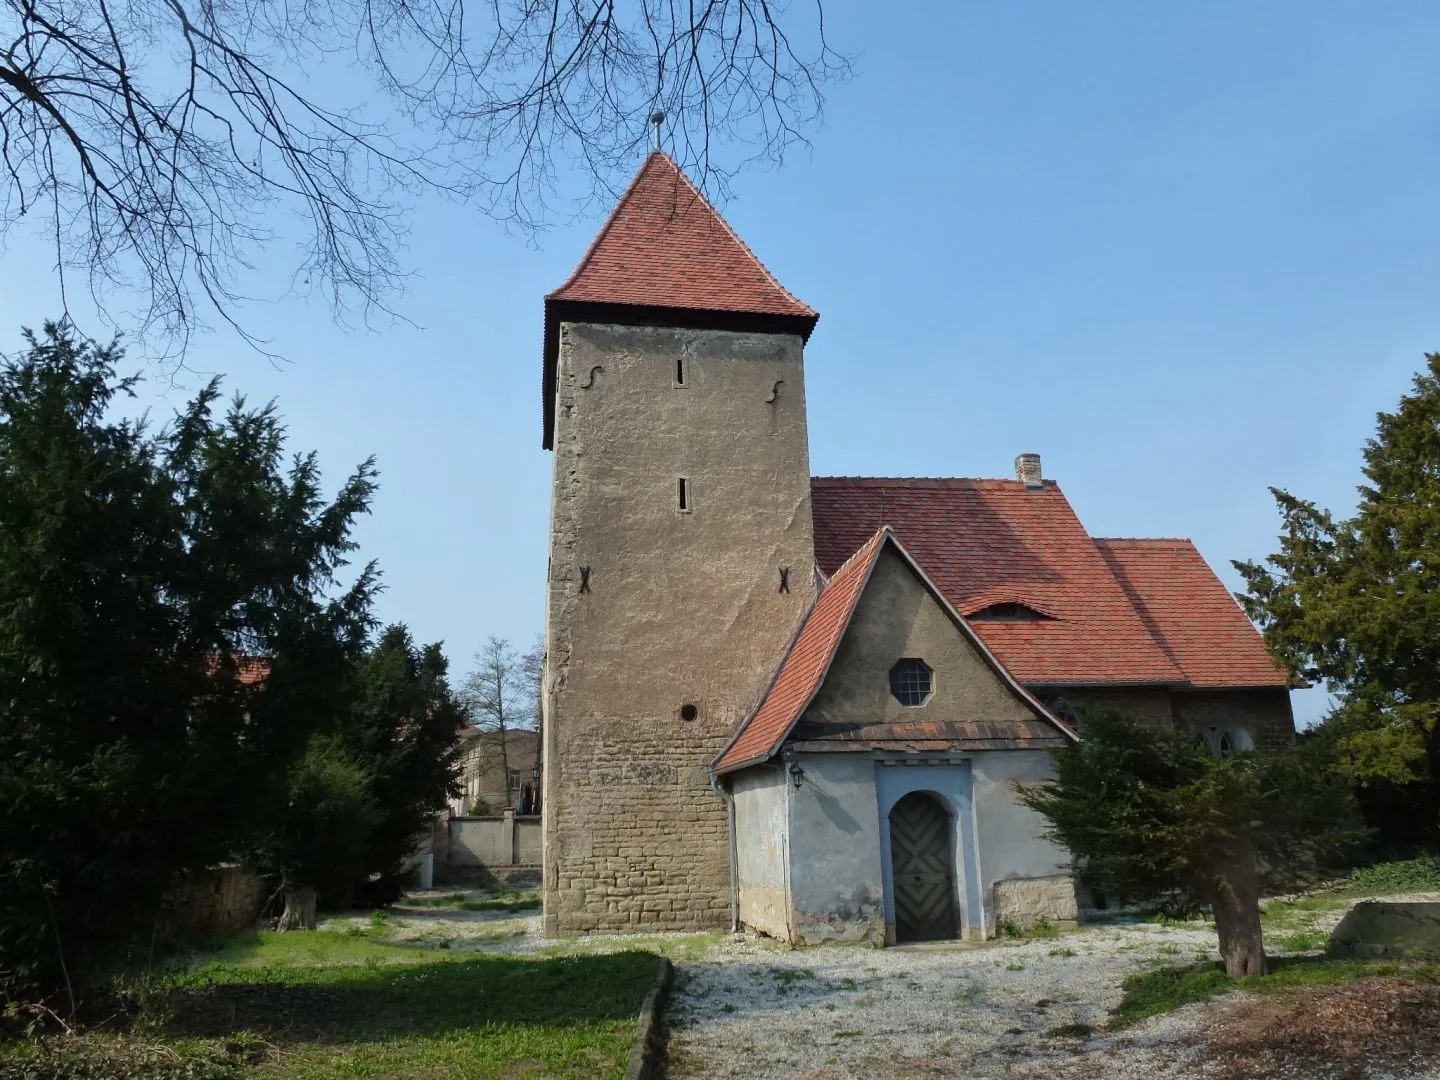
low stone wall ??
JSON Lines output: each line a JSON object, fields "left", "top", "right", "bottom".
{"left": 450, "top": 816, "right": 509, "bottom": 866}
{"left": 516, "top": 817, "right": 542, "bottom": 865}
{"left": 447, "top": 812, "right": 541, "bottom": 870}
{"left": 992, "top": 875, "right": 1078, "bottom": 931}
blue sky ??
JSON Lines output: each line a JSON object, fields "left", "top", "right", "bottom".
{"left": 4, "top": 1, "right": 1439, "bottom": 725}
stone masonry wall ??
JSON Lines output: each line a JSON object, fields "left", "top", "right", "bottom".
{"left": 542, "top": 322, "right": 818, "bottom": 935}
{"left": 1171, "top": 687, "right": 1296, "bottom": 751}
{"left": 1053, "top": 685, "right": 1295, "bottom": 748}
{"left": 1056, "top": 686, "right": 1174, "bottom": 727}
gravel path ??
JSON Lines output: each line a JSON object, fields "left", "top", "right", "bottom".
{"left": 663, "top": 921, "right": 1221, "bottom": 1080}
{"left": 663, "top": 894, "right": 1440, "bottom": 1080}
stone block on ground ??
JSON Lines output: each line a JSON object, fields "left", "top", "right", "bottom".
{"left": 1329, "top": 901, "right": 1440, "bottom": 959}
{"left": 993, "top": 875, "right": 1078, "bottom": 929}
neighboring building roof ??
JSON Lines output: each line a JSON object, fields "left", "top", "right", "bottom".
{"left": 235, "top": 658, "right": 268, "bottom": 686}
{"left": 1094, "top": 538, "right": 1289, "bottom": 689}
{"left": 713, "top": 528, "right": 1071, "bottom": 774}
{"left": 205, "top": 655, "right": 269, "bottom": 686}
{"left": 811, "top": 477, "right": 1187, "bottom": 687}
{"left": 542, "top": 152, "right": 818, "bottom": 448}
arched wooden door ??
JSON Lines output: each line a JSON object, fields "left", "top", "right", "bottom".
{"left": 889, "top": 791, "right": 959, "bottom": 943}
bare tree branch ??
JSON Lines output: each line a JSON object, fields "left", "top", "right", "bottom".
{"left": 0, "top": 0, "right": 849, "bottom": 363}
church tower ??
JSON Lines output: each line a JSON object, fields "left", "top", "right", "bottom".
{"left": 540, "top": 153, "right": 820, "bottom": 933}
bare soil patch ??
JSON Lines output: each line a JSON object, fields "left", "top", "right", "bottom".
{"left": 1202, "top": 976, "right": 1440, "bottom": 1080}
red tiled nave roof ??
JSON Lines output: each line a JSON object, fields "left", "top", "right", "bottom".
{"left": 810, "top": 476, "right": 1280, "bottom": 689}
{"left": 1094, "top": 538, "right": 1289, "bottom": 689}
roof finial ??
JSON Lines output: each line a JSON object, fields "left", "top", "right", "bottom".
{"left": 649, "top": 110, "right": 665, "bottom": 153}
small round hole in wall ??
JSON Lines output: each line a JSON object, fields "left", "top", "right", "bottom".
{"left": 679, "top": 704, "right": 699, "bottom": 722}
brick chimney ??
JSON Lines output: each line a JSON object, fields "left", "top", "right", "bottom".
{"left": 1015, "top": 453, "right": 1044, "bottom": 490}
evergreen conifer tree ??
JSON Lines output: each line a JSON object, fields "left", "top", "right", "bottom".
{"left": 0, "top": 322, "right": 376, "bottom": 1001}
{"left": 1236, "top": 353, "right": 1440, "bottom": 847}
{"left": 1019, "top": 711, "right": 1357, "bottom": 977}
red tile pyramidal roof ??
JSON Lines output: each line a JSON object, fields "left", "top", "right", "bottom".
{"left": 542, "top": 152, "right": 818, "bottom": 447}
{"left": 548, "top": 152, "right": 817, "bottom": 318}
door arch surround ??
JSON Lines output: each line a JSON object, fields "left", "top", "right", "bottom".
{"left": 887, "top": 790, "right": 959, "bottom": 943}
{"left": 875, "top": 760, "right": 981, "bottom": 942}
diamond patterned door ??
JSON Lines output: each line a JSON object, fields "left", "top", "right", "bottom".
{"left": 889, "top": 792, "right": 959, "bottom": 943}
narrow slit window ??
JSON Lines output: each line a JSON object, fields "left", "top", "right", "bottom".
{"left": 677, "top": 477, "right": 689, "bottom": 511}
{"left": 675, "top": 356, "right": 685, "bottom": 385}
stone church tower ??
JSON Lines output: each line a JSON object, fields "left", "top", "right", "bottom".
{"left": 540, "top": 153, "right": 820, "bottom": 933}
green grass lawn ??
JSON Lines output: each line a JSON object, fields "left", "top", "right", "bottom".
{"left": 0, "top": 932, "right": 659, "bottom": 1080}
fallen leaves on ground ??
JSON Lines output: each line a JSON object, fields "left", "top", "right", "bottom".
{"left": 1203, "top": 976, "right": 1440, "bottom": 1080}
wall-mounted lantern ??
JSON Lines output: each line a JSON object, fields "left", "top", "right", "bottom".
{"left": 788, "top": 761, "right": 805, "bottom": 789}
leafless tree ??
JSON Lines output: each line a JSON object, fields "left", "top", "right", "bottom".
{"left": 462, "top": 634, "right": 534, "bottom": 807}
{"left": 520, "top": 633, "right": 544, "bottom": 809}
{"left": 521, "top": 633, "right": 543, "bottom": 726}
{"left": 0, "top": 0, "right": 848, "bottom": 360}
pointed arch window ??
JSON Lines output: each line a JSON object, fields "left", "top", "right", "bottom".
{"left": 1198, "top": 727, "right": 1254, "bottom": 757}
{"left": 1043, "top": 696, "right": 1083, "bottom": 729}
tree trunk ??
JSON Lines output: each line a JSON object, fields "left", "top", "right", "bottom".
{"left": 1210, "top": 857, "right": 1266, "bottom": 977}
{"left": 497, "top": 664, "right": 512, "bottom": 807}
{"left": 277, "top": 886, "right": 318, "bottom": 931}
{"left": 498, "top": 715, "right": 511, "bottom": 808}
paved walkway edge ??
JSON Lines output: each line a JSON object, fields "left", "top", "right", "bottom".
{"left": 624, "top": 955, "right": 675, "bottom": 1080}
